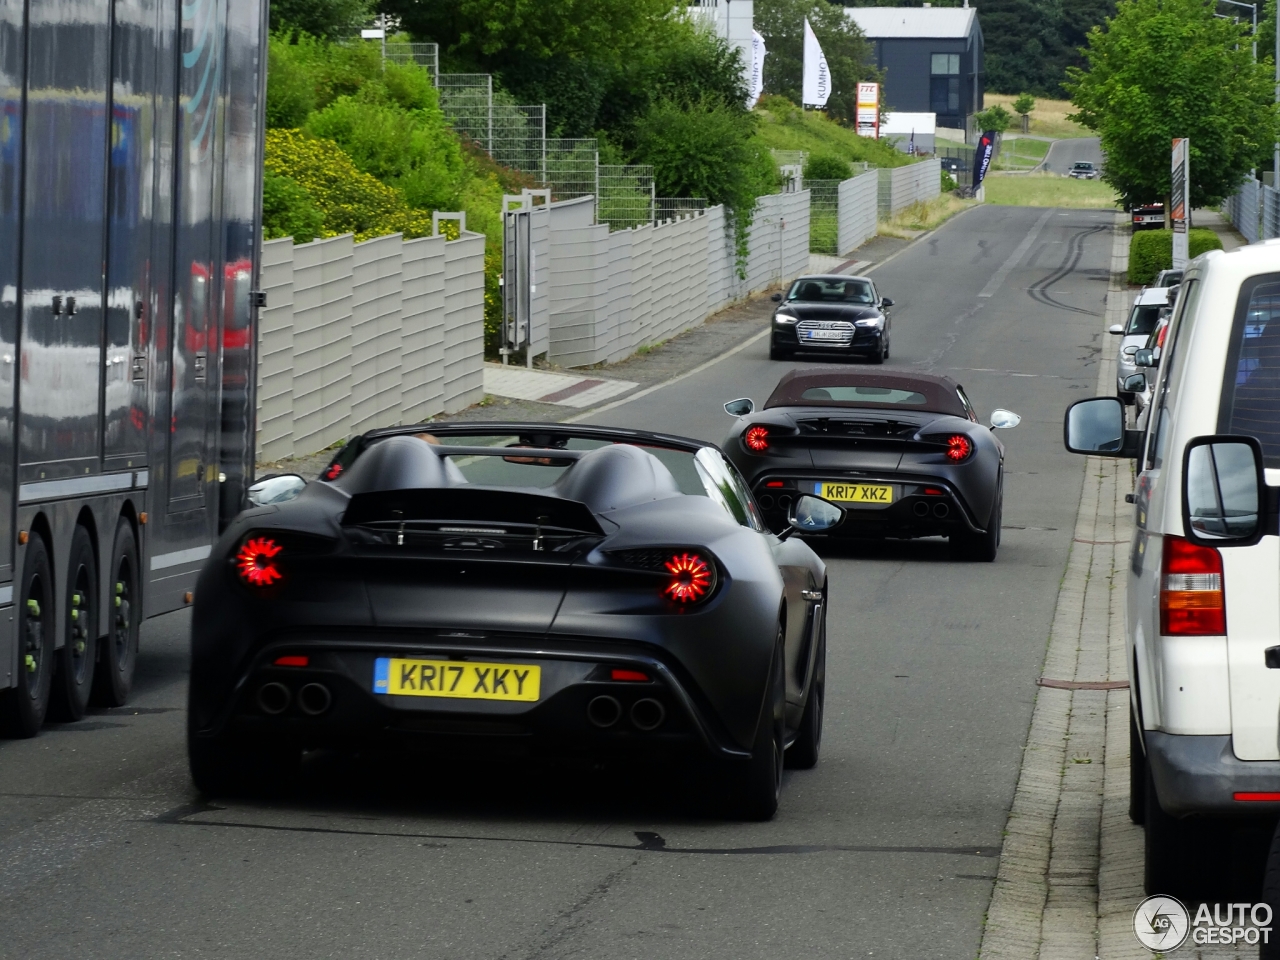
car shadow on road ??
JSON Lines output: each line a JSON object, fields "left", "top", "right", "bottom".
{"left": 803, "top": 535, "right": 957, "bottom": 564}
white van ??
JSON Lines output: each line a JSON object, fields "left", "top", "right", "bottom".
{"left": 1065, "top": 241, "right": 1280, "bottom": 896}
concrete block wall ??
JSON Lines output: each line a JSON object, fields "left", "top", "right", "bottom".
{"left": 878, "top": 159, "right": 942, "bottom": 217}
{"left": 256, "top": 229, "right": 485, "bottom": 462}
{"left": 545, "top": 190, "right": 810, "bottom": 368}
{"left": 837, "top": 169, "right": 879, "bottom": 256}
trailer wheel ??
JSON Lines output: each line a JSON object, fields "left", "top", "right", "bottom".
{"left": 0, "top": 536, "right": 55, "bottom": 737}
{"left": 50, "top": 526, "right": 97, "bottom": 721}
{"left": 92, "top": 518, "right": 139, "bottom": 707}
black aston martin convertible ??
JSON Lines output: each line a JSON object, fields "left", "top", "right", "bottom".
{"left": 723, "top": 369, "right": 1021, "bottom": 561}
{"left": 188, "top": 424, "right": 844, "bottom": 819}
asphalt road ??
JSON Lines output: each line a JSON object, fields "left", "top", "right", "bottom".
{"left": 0, "top": 205, "right": 1116, "bottom": 960}
{"left": 1041, "top": 136, "right": 1104, "bottom": 176}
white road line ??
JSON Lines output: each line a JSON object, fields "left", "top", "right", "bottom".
{"left": 978, "top": 209, "right": 1054, "bottom": 298}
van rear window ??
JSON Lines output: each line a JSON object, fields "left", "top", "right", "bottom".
{"left": 1222, "top": 279, "right": 1280, "bottom": 466}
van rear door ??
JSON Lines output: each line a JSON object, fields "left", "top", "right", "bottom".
{"left": 1218, "top": 274, "right": 1280, "bottom": 761}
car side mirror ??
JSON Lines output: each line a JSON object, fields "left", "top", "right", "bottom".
{"left": 1182, "top": 435, "right": 1270, "bottom": 545}
{"left": 1123, "top": 373, "right": 1147, "bottom": 393}
{"left": 1063, "top": 397, "right": 1142, "bottom": 458}
{"left": 247, "top": 473, "right": 306, "bottom": 506}
{"left": 779, "top": 494, "right": 845, "bottom": 540}
{"left": 724, "top": 398, "right": 755, "bottom": 417}
{"left": 771, "top": 293, "right": 783, "bottom": 302}
{"left": 989, "top": 408, "right": 1021, "bottom": 429}
{"left": 880, "top": 297, "right": 895, "bottom": 307}
{"left": 1134, "top": 348, "right": 1155, "bottom": 367}
{"left": 1108, "top": 324, "right": 1124, "bottom": 335}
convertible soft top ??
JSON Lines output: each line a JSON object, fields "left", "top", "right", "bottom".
{"left": 763, "top": 369, "right": 967, "bottom": 417}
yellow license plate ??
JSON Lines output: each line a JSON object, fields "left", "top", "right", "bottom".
{"left": 373, "top": 657, "right": 541, "bottom": 701}
{"left": 819, "top": 482, "right": 895, "bottom": 504}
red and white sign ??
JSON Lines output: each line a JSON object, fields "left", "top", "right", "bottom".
{"left": 856, "top": 82, "right": 880, "bottom": 138}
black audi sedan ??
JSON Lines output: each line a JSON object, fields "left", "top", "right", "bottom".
{"left": 769, "top": 275, "right": 894, "bottom": 363}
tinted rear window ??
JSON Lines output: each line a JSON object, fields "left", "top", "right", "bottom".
{"left": 799, "top": 386, "right": 926, "bottom": 405}
{"left": 1221, "top": 277, "right": 1280, "bottom": 467}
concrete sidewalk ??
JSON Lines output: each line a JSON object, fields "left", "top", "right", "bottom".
{"left": 978, "top": 215, "right": 1252, "bottom": 960}
{"left": 482, "top": 363, "right": 638, "bottom": 408}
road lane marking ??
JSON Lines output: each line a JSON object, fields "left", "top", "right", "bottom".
{"left": 978, "top": 209, "right": 1054, "bottom": 298}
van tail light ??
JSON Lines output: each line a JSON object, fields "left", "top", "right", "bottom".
{"left": 745, "top": 426, "right": 769, "bottom": 452}
{"left": 1160, "top": 535, "right": 1224, "bottom": 636}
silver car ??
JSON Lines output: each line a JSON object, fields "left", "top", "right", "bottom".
{"left": 1111, "top": 286, "right": 1171, "bottom": 403}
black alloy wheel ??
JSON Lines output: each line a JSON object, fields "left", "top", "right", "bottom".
{"left": 786, "top": 601, "right": 826, "bottom": 770}
{"left": 51, "top": 526, "right": 97, "bottom": 721}
{"left": 0, "top": 536, "right": 55, "bottom": 737}
{"left": 722, "top": 627, "right": 786, "bottom": 821}
{"left": 769, "top": 343, "right": 792, "bottom": 361}
{"left": 869, "top": 336, "right": 886, "bottom": 365}
{"left": 93, "top": 518, "right": 140, "bottom": 707}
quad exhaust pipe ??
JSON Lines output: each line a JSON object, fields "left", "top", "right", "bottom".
{"left": 630, "top": 698, "right": 665, "bottom": 731}
{"left": 912, "top": 501, "right": 930, "bottom": 517}
{"left": 932, "top": 502, "right": 950, "bottom": 519}
{"left": 587, "top": 695, "right": 622, "bottom": 728}
{"left": 298, "top": 682, "right": 332, "bottom": 716}
{"left": 257, "top": 682, "right": 291, "bottom": 715}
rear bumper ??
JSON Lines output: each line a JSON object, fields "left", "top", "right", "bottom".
{"left": 1146, "top": 731, "right": 1280, "bottom": 817}
{"left": 192, "top": 636, "right": 753, "bottom": 762}
{"left": 753, "top": 475, "right": 985, "bottom": 538}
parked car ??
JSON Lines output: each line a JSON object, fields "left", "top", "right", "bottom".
{"left": 1111, "top": 286, "right": 1172, "bottom": 404}
{"left": 1069, "top": 161, "right": 1099, "bottom": 179}
{"left": 1063, "top": 240, "right": 1280, "bottom": 896}
{"left": 1130, "top": 202, "right": 1166, "bottom": 230}
{"left": 1152, "top": 269, "right": 1183, "bottom": 289}
{"left": 1129, "top": 315, "right": 1171, "bottom": 430}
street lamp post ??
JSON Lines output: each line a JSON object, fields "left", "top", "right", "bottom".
{"left": 1217, "top": 0, "right": 1259, "bottom": 58}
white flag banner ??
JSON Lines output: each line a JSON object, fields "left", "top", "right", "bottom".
{"left": 802, "top": 18, "right": 830, "bottom": 108}
{"left": 747, "top": 29, "right": 766, "bottom": 108}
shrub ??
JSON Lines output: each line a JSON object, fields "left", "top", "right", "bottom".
{"left": 1127, "top": 227, "right": 1224, "bottom": 284}
{"left": 974, "top": 104, "right": 1013, "bottom": 133}
{"left": 266, "top": 35, "right": 316, "bottom": 128}
{"left": 804, "top": 152, "right": 853, "bottom": 182}
{"left": 264, "top": 129, "right": 433, "bottom": 240}
{"left": 941, "top": 169, "right": 957, "bottom": 193}
{"left": 262, "top": 170, "right": 325, "bottom": 242}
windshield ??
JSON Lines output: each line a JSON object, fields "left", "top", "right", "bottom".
{"left": 1073, "top": 163, "right": 1093, "bottom": 170}
{"left": 1126, "top": 303, "right": 1162, "bottom": 336}
{"left": 787, "top": 278, "right": 875, "bottom": 304}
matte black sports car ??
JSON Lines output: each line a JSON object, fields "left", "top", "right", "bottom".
{"left": 723, "top": 369, "right": 1021, "bottom": 561}
{"left": 769, "top": 275, "right": 895, "bottom": 363}
{"left": 188, "top": 424, "right": 845, "bottom": 819}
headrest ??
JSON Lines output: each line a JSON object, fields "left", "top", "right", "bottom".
{"left": 552, "top": 444, "right": 680, "bottom": 513}
{"left": 332, "top": 435, "right": 463, "bottom": 493}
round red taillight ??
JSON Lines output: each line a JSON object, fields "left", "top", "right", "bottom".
{"left": 663, "top": 552, "right": 713, "bottom": 603}
{"left": 236, "top": 536, "right": 284, "bottom": 588}
{"left": 745, "top": 426, "right": 769, "bottom": 452}
{"left": 945, "top": 435, "right": 973, "bottom": 462}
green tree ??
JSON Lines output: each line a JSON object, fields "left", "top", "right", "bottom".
{"left": 754, "top": 0, "right": 878, "bottom": 125}
{"left": 974, "top": 104, "right": 1013, "bottom": 133}
{"left": 269, "top": 0, "right": 372, "bottom": 41}
{"left": 803, "top": 153, "right": 854, "bottom": 181}
{"left": 1066, "top": 0, "right": 1279, "bottom": 207}
{"left": 1012, "top": 93, "right": 1035, "bottom": 116}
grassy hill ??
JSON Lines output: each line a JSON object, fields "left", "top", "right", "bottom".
{"left": 985, "top": 94, "right": 1091, "bottom": 139}
{"left": 752, "top": 95, "right": 912, "bottom": 168}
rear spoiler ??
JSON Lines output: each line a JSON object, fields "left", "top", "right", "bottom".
{"left": 341, "top": 487, "right": 603, "bottom": 536}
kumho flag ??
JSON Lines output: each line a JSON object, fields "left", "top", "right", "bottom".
{"left": 802, "top": 18, "right": 830, "bottom": 108}
{"left": 747, "top": 30, "right": 766, "bottom": 109}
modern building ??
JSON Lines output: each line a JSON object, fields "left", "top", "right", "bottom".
{"left": 880, "top": 112, "right": 936, "bottom": 155}
{"left": 688, "top": 0, "right": 754, "bottom": 95}
{"left": 845, "top": 6, "right": 984, "bottom": 131}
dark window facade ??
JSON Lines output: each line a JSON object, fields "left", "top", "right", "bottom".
{"left": 930, "top": 53, "right": 960, "bottom": 114}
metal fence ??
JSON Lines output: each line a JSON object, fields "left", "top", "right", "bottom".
{"left": 878, "top": 159, "right": 943, "bottom": 218}
{"left": 437, "top": 74, "right": 493, "bottom": 147}
{"left": 491, "top": 104, "right": 546, "bottom": 182}
{"left": 655, "top": 197, "right": 707, "bottom": 223}
{"left": 598, "top": 165, "right": 655, "bottom": 230}
{"left": 383, "top": 41, "right": 438, "bottom": 81}
{"left": 806, "top": 180, "right": 841, "bottom": 254}
{"left": 547, "top": 139, "right": 599, "bottom": 201}
{"left": 256, "top": 227, "right": 486, "bottom": 462}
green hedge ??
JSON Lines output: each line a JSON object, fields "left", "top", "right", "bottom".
{"left": 1128, "top": 228, "right": 1224, "bottom": 284}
